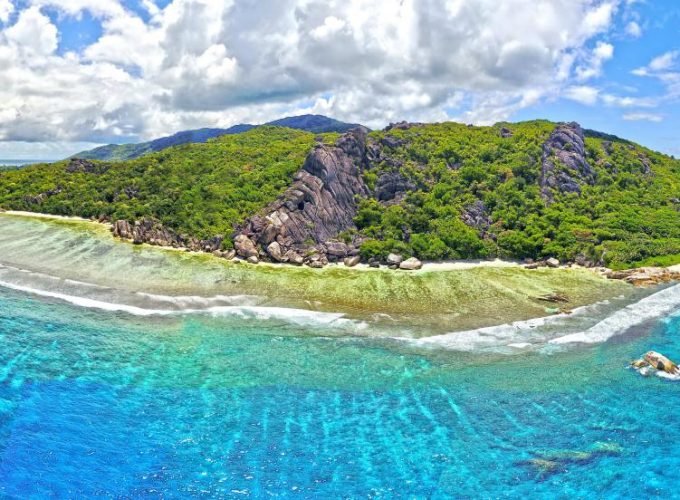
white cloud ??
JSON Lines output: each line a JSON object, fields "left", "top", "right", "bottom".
{"left": 625, "top": 21, "right": 642, "bottom": 38}
{"left": 575, "top": 41, "right": 614, "bottom": 81}
{"left": 622, "top": 112, "right": 663, "bottom": 122}
{"left": 648, "top": 51, "right": 678, "bottom": 72}
{"left": 0, "top": 0, "right": 13, "bottom": 23}
{"left": 4, "top": 6, "right": 57, "bottom": 56}
{"left": 564, "top": 85, "right": 600, "bottom": 105}
{"left": 0, "top": 0, "right": 625, "bottom": 147}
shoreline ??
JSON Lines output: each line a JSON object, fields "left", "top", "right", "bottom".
{"left": 0, "top": 209, "right": 659, "bottom": 338}
{"left": 2, "top": 209, "right": 678, "bottom": 281}
{"left": 0, "top": 210, "right": 576, "bottom": 274}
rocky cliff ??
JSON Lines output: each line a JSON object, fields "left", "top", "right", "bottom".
{"left": 235, "top": 128, "right": 370, "bottom": 265}
{"left": 540, "top": 122, "right": 596, "bottom": 200}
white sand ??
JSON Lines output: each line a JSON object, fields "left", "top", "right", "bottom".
{"left": 2, "top": 210, "right": 101, "bottom": 224}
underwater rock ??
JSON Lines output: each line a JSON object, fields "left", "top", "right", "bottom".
{"left": 520, "top": 441, "right": 622, "bottom": 477}
{"left": 536, "top": 292, "right": 569, "bottom": 303}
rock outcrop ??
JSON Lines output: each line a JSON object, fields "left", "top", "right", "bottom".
{"left": 461, "top": 200, "right": 492, "bottom": 234}
{"left": 236, "top": 128, "right": 370, "bottom": 265}
{"left": 112, "top": 218, "right": 224, "bottom": 253}
{"left": 23, "top": 187, "right": 63, "bottom": 205}
{"left": 540, "top": 122, "right": 596, "bottom": 200}
{"left": 65, "top": 158, "right": 109, "bottom": 175}
{"left": 605, "top": 267, "right": 680, "bottom": 287}
{"left": 375, "top": 172, "right": 416, "bottom": 202}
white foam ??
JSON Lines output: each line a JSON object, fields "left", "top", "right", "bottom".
{"left": 550, "top": 284, "right": 680, "bottom": 345}
{"left": 403, "top": 284, "right": 680, "bottom": 353}
{"left": 0, "top": 279, "right": 369, "bottom": 332}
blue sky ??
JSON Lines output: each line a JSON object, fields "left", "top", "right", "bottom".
{"left": 0, "top": 0, "right": 678, "bottom": 159}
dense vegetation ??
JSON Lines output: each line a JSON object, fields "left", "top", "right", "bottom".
{"left": 355, "top": 121, "right": 680, "bottom": 269}
{"left": 0, "top": 127, "right": 330, "bottom": 240}
{"left": 74, "top": 114, "right": 359, "bottom": 161}
{"left": 0, "top": 119, "right": 678, "bottom": 269}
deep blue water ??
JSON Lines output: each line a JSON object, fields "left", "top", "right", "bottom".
{"left": 0, "top": 287, "right": 679, "bottom": 497}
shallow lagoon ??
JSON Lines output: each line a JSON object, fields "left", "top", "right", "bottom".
{"left": 0, "top": 214, "right": 679, "bottom": 496}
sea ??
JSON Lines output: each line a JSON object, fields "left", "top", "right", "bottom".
{"left": 0, "top": 160, "right": 50, "bottom": 170}
{"left": 0, "top": 213, "right": 679, "bottom": 497}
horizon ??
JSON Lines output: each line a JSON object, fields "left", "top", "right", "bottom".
{"left": 0, "top": 0, "right": 679, "bottom": 159}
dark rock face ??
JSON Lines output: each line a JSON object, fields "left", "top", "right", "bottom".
{"left": 113, "top": 218, "right": 223, "bottom": 252}
{"left": 499, "top": 127, "right": 513, "bottom": 138}
{"left": 66, "top": 158, "right": 109, "bottom": 175}
{"left": 375, "top": 172, "right": 416, "bottom": 202}
{"left": 540, "top": 122, "right": 596, "bottom": 200}
{"left": 237, "top": 128, "right": 370, "bottom": 264}
{"left": 461, "top": 200, "right": 492, "bottom": 233}
{"left": 23, "top": 187, "right": 63, "bottom": 205}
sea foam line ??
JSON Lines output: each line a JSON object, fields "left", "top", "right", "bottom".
{"left": 0, "top": 279, "right": 369, "bottom": 331}
{"left": 549, "top": 283, "right": 680, "bottom": 345}
{"left": 403, "top": 284, "right": 680, "bottom": 353}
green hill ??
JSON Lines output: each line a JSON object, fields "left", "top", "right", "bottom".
{"left": 0, "top": 120, "right": 678, "bottom": 269}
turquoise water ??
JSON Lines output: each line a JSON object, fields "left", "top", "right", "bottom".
{"left": 1, "top": 285, "right": 679, "bottom": 497}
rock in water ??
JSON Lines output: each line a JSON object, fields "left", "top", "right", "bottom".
{"left": 399, "top": 257, "right": 423, "bottom": 270}
{"left": 631, "top": 351, "right": 680, "bottom": 378}
{"left": 644, "top": 351, "right": 680, "bottom": 375}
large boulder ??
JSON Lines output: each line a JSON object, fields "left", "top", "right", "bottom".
{"left": 344, "top": 256, "right": 361, "bottom": 267}
{"left": 375, "top": 172, "right": 416, "bottom": 202}
{"left": 399, "top": 257, "right": 423, "bottom": 271}
{"left": 644, "top": 351, "right": 679, "bottom": 375}
{"left": 267, "top": 241, "right": 285, "bottom": 262}
{"left": 234, "top": 235, "right": 259, "bottom": 259}
{"left": 386, "top": 253, "right": 403, "bottom": 265}
{"left": 546, "top": 258, "right": 560, "bottom": 268}
{"left": 325, "top": 240, "right": 349, "bottom": 258}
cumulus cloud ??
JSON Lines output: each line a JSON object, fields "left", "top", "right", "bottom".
{"left": 564, "top": 85, "right": 600, "bottom": 105}
{"left": 575, "top": 41, "right": 614, "bottom": 81}
{"left": 622, "top": 112, "right": 663, "bottom": 122}
{"left": 0, "top": 0, "right": 628, "bottom": 149}
{"left": 625, "top": 21, "right": 642, "bottom": 38}
{"left": 0, "top": 0, "right": 13, "bottom": 23}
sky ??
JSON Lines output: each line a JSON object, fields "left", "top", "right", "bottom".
{"left": 0, "top": 0, "right": 678, "bottom": 159}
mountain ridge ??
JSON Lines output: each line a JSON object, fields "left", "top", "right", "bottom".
{"left": 72, "top": 115, "right": 362, "bottom": 161}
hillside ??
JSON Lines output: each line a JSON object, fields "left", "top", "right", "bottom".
{"left": 1, "top": 120, "right": 678, "bottom": 269}
{"left": 74, "top": 115, "right": 361, "bottom": 161}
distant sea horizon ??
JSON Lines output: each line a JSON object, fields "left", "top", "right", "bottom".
{"left": 0, "top": 159, "right": 55, "bottom": 169}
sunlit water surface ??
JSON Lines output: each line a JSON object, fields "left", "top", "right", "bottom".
{"left": 1, "top": 285, "right": 679, "bottom": 497}
{"left": 0, "top": 214, "right": 679, "bottom": 497}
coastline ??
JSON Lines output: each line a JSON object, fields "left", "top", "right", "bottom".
{"left": 0, "top": 210, "right": 639, "bottom": 336}
{"left": 0, "top": 210, "right": 577, "bottom": 274}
